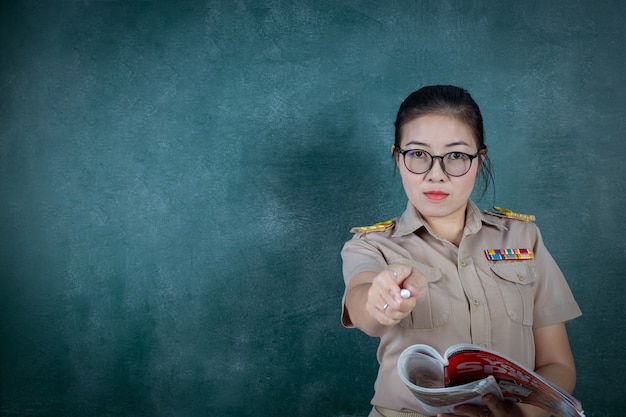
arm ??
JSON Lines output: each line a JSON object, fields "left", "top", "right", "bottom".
{"left": 513, "top": 323, "right": 577, "bottom": 417}
{"left": 345, "top": 271, "right": 395, "bottom": 337}
{"left": 532, "top": 323, "right": 576, "bottom": 393}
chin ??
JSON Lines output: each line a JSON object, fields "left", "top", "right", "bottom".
{"left": 414, "top": 200, "right": 463, "bottom": 219}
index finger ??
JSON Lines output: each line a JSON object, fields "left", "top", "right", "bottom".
{"left": 385, "top": 264, "right": 412, "bottom": 283}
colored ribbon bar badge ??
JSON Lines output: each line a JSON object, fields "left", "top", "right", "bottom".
{"left": 485, "top": 248, "right": 534, "bottom": 261}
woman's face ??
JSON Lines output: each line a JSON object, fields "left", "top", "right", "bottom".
{"left": 396, "top": 114, "right": 480, "bottom": 224}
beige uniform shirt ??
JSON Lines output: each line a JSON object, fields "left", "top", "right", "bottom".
{"left": 341, "top": 201, "right": 581, "bottom": 416}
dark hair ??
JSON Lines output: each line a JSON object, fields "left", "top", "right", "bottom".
{"left": 393, "top": 85, "right": 494, "bottom": 199}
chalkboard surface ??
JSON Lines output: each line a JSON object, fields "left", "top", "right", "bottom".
{"left": 1, "top": 1, "right": 625, "bottom": 416}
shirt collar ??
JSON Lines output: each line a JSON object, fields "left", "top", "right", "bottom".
{"left": 392, "top": 200, "right": 506, "bottom": 237}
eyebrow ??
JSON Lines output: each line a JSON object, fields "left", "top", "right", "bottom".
{"left": 404, "top": 140, "right": 472, "bottom": 148}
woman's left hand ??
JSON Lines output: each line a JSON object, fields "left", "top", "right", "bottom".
{"left": 436, "top": 394, "right": 524, "bottom": 417}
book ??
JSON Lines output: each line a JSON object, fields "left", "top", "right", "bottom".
{"left": 397, "top": 343, "right": 585, "bottom": 417}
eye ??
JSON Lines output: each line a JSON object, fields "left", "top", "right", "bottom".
{"left": 447, "top": 152, "right": 467, "bottom": 161}
{"left": 406, "top": 150, "right": 428, "bottom": 159}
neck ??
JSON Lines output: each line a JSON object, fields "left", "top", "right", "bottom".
{"left": 422, "top": 206, "right": 467, "bottom": 247}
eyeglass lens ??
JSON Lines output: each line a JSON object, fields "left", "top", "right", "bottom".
{"left": 403, "top": 150, "right": 473, "bottom": 176}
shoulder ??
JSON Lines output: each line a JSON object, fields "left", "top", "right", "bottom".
{"left": 342, "top": 218, "right": 398, "bottom": 264}
{"left": 481, "top": 206, "right": 541, "bottom": 238}
{"left": 349, "top": 219, "right": 395, "bottom": 237}
{"left": 483, "top": 206, "right": 536, "bottom": 223}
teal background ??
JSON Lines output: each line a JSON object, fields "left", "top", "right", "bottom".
{"left": 1, "top": 1, "right": 625, "bottom": 416}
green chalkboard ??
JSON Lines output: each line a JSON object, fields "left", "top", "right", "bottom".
{"left": 1, "top": 1, "right": 625, "bottom": 416}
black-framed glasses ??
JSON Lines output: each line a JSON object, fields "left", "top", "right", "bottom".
{"left": 397, "top": 149, "right": 483, "bottom": 177}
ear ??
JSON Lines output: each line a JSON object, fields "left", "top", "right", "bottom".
{"left": 392, "top": 145, "right": 405, "bottom": 172}
{"left": 391, "top": 145, "right": 400, "bottom": 165}
{"left": 478, "top": 147, "right": 488, "bottom": 170}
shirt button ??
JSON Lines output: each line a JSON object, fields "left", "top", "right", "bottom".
{"left": 472, "top": 298, "right": 480, "bottom": 306}
{"left": 517, "top": 274, "right": 526, "bottom": 282}
{"left": 459, "top": 259, "right": 467, "bottom": 267}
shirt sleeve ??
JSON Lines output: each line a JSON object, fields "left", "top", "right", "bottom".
{"left": 532, "top": 226, "right": 582, "bottom": 328}
{"left": 340, "top": 235, "right": 388, "bottom": 327}
{"left": 341, "top": 235, "right": 388, "bottom": 284}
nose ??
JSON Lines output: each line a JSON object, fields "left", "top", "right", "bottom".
{"left": 425, "top": 156, "right": 447, "bottom": 181}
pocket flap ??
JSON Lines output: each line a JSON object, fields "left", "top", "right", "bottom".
{"left": 490, "top": 262, "right": 537, "bottom": 285}
{"left": 389, "top": 258, "right": 443, "bottom": 283}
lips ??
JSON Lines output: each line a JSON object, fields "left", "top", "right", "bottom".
{"left": 424, "top": 191, "right": 449, "bottom": 201}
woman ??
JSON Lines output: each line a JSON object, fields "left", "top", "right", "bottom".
{"left": 341, "top": 85, "right": 581, "bottom": 417}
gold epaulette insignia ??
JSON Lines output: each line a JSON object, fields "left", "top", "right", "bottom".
{"left": 486, "top": 206, "right": 536, "bottom": 222}
{"left": 350, "top": 220, "right": 394, "bottom": 234}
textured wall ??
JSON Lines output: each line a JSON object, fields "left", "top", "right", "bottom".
{"left": 1, "top": 1, "right": 625, "bottom": 416}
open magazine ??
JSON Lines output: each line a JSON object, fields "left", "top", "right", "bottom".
{"left": 397, "top": 343, "right": 585, "bottom": 417}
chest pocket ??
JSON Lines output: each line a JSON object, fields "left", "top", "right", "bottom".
{"left": 490, "top": 261, "right": 538, "bottom": 326}
{"left": 393, "top": 260, "right": 449, "bottom": 329}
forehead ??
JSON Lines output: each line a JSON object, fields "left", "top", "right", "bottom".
{"left": 401, "top": 114, "right": 477, "bottom": 147}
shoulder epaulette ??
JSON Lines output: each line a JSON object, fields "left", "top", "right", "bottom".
{"left": 350, "top": 220, "right": 394, "bottom": 234}
{"left": 484, "top": 206, "right": 536, "bottom": 222}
